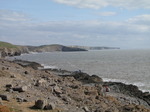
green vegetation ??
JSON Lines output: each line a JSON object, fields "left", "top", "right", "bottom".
{"left": 0, "top": 41, "right": 18, "bottom": 48}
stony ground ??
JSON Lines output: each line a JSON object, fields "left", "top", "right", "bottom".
{"left": 0, "top": 58, "right": 150, "bottom": 112}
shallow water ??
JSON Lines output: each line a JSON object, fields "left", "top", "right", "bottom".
{"left": 10, "top": 49, "right": 150, "bottom": 92}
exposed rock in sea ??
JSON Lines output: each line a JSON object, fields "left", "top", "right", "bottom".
{"left": 13, "top": 60, "right": 42, "bottom": 70}
{"left": 60, "top": 71, "right": 103, "bottom": 84}
{"left": 104, "top": 82, "right": 150, "bottom": 107}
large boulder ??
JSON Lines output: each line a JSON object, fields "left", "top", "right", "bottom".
{"left": 0, "top": 94, "right": 11, "bottom": 101}
{"left": 34, "top": 99, "right": 47, "bottom": 109}
{"left": 34, "top": 99, "right": 56, "bottom": 110}
{"left": 13, "top": 86, "right": 28, "bottom": 92}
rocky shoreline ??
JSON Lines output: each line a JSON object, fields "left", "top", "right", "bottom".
{"left": 0, "top": 59, "right": 150, "bottom": 112}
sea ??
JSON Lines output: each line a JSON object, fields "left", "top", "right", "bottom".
{"left": 9, "top": 49, "right": 150, "bottom": 92}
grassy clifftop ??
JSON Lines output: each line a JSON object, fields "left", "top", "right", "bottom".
{"left": 0, "top": 41, "right": 18, "bottom": 48}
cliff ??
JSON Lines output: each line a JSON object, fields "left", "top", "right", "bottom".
{"left": 0, "top": 41, "right": 29, "bottom": 58}
{"left": 26, "top": 44, "right": 87, "bottom": 52}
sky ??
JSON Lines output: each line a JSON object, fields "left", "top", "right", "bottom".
{"left": 0, "top": 0, "right": 150, "bottom": 49}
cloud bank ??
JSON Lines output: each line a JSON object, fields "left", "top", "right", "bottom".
{"left": 53, "top": 0, "right": 150, "bottom": 9}
{"left": 0, "top": 10, "right": 150, "bottom": 48}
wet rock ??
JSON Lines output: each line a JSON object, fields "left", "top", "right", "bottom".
{"left": 13, "top": 60, "right": 42, "bottom": 70}
{"left": 34, "top": 99, "right": 47, "bottom": 109}
{"left": 91, "top": 75, "right": 103, "bottom": 83}
{"left": 104, "top": 82, "right": 150, "bottom": 107}
{"left": 65, "top": 71, "right": 103, "bottom": 84}
{"left": 13, "top": 86, "right": 28, "bottom": 92}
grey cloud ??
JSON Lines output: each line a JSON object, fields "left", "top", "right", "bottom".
{"left": 127, "top": 15, "right": 150, "bottom": 26}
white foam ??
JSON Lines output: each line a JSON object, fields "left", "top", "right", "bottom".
{"left": 103, "top": 78, "right": 126, "bottom": 83}
{"left": 133, "top": 82, "right": 145, "bottom": 87}
{"left": 29, "top": 52, "right": 39, "bottom": 54}
{"left": 41, "top": 64, "right": 58, "bottom": 69}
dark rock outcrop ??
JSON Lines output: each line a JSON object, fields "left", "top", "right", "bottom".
{"left": 104, "top": 82, "right": 150, "bottom": 106}
{"left": 13, "top": 60, "right": 42, "bottom": 70}
{"left": 60, "top": 71, "right": 103, "bottom": 84}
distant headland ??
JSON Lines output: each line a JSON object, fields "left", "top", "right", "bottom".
{"left": 0, "top": 41, "right": 119, "bottom": 58}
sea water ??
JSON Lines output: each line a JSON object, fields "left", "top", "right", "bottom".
{"left": 10, "top": 49, "right": 150, "bottom": 92}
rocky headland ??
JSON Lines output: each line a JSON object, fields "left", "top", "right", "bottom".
{"left": 0, "top": 41, "right": 87, "bottom": 58}
{"left": 0, "top": 41, "right": 120, "bottom": 58}
{"left": 0, "top": 59, "right": 150, "bottom": 112}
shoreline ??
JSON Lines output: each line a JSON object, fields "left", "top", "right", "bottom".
{"left": 12, "top": 59, "right": 150, "bottom": 100}
{"left": 8, "top": 50, "right": 150, "bottom": 92}
{"left": 13, "top": 57, "right": 150, "bottom": 93}
{"left": 0, "top": 58, "right": 150, "bottom": 111}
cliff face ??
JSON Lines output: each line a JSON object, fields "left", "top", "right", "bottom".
{"left": 0, "top": 42, "right": 29, "bottom": 58}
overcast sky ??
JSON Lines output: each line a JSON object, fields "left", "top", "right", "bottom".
{"left": 0, "top": 0, "right": 150, "bottom": 49}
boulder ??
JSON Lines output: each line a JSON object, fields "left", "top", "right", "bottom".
{"left": 5, "top": 84, "right": 13, "bottom": 88}
{"left": 13, "top": 86, "right": 28, "bottom": 92}
{"left": 34, "top": 99, "right": 47, "bottom": 109}
{"left": 0, "top": 94, "right": 11, "bottom": 101}
{"left": 24, "top": 71, "right": 28, "bottom": 74}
